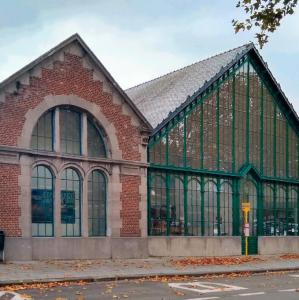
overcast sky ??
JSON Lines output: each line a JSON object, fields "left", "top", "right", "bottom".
{"left": 1, "top": 0, "right": 298, "bottom": 113}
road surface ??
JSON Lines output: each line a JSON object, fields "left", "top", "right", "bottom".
{"left": 1, "top": 271, "right": 299, "bottom": 299}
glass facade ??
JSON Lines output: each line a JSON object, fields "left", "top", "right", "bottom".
{"left": 88, "top": 170, "right": 106, "bottom": 236}
{"left": 31, "top": 165, "right": 54, "bottom": 237}
{"left": 148, "top": 56, "right": 299, "bottom": 237}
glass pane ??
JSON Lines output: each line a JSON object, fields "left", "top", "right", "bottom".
{"left": 204, "top": 179, "right": 218, "bottom": 236}
{"left": 87, "top": 119, "right": 106, "bottom": 157}
{"left": 31, "top": 111, "right": 54, "bottom": 151}
{"left": 60, "top": 109, "right": 81, "bottom": 155}
{"left": 149, "top": 172, "right": 167, "bottom": 236}
{"left": 88, "top": 170, "right": 106, "bottom": 236}
{"left": 31, "top": 165, "right": 54, "bottom": 237}
{"left": 61, "top": 168, "right": 81, "bottom": 237}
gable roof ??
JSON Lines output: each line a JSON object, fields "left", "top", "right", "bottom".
{"left": 126, "top": 44, "right": 251, "bottom": 129}
{"left": 126, "top": 43, "right": 299, "bottom": 135}
{"left": 0, "top": 34, "right": 152, "bottom": 130}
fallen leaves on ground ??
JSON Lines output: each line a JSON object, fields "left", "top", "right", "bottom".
{"left": 170, "top": 256, "right": 262, "bottom": 267}
{"left": 1, "top": 280, "right": 89, "bottom": 292}
{"left": 280, "top": 254, "right": 299, "bottom": 260}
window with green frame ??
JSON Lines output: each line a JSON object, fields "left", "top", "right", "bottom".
{"left": 148, "top": 56, "right": 299, "bottom": 237}
{"left": 31, "top": 165, "right": 54, "bottom": 237}
{"left": 88, "top": 170, "right": 106, "bottom": 236}
{"left": 31, "top": 110, "right": 54, "bottom": 151}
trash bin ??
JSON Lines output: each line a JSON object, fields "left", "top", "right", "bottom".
{"left": 0, "top": 231, "right": 5, "bottom": 262}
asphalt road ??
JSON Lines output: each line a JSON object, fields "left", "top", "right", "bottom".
{"left": 2, "top": 272, "right": 299, "bottom": 300}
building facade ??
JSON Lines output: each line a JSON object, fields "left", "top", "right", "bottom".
{"left": 0, "top": 35, "right": 298, "bottom": 260}
{"left": 0, "top": 35, "right": 151, "bottom": 260}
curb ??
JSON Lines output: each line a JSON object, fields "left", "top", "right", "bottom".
{"left": 1, "top": 266, "right": 299, "bottom": 287}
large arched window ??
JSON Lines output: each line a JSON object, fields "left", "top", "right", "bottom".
{"left": 31, "top": 106, "right": 107, "bottom": 158}
{"left": 88, "top": 170, "right": 106, "bottom": 236}
{"left": 31, "top": 111, "right": 54, "bottom": 151}
{"left": 61, "top": 168, "right": 81, "bottom": 237}
{"left": 31, "top": 165, "right": 54, "bottom": 237}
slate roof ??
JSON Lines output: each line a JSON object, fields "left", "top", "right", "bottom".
{"left": 126, "top": 43, "right": 252, "bottom": 129}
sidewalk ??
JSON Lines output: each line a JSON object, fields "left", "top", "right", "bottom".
{"left": 1, "top": 255, "right": 299, "bottom": 285}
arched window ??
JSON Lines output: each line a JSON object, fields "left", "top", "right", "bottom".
{"left": 187, "top": 177, "right": 201, "bottom": 236}
{"left": 61, "top": 168, "right": 81, "bottom": 237}
{"left": 87, "top": 118, "right": 106, "bottom": 157}
{"left": 31, "top": 111, "right": 54, "bottom": 151}
{"left": 88, "top": 170, "right": 106, "bottom": 236}
{"left": 220, "top": 181, "right": 233, "bottom": 236}
{"left": 31, "top": 106, "right": 107, "bottom": 158}
{"left": 204, "top": 180, "right": 218, "bottom": 236}
{"left": 240, "top": 178, "right": 258, "bottom": 236}
{"left": 31, "top": 165, "right": 54, "bottom": 237}
{"left": 169, "top": 175, "right": 184, "bottom": 235}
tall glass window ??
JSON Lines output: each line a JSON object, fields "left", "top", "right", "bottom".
{"left": 31, "top": 165, "right": 54, "bottom": 237}
{"left": 31, "top": 111, "right": 53, "bottom": 151}
{"left": 61, "top": 168, "right": 81, "bottom": 237}
{"left": 60, "top": 109, "right": 81, "bottom": 155}
{"left": 87, "top": 119, "right": 106, "bottom": 158}
{"left": 220, "top": 181, "right": 233, "bottom": 236}
{"left": 88, "top": 170, "right": 106, "bottom": 236}
{"left": 204, "top": 180, "right": 218, "bottom": 236}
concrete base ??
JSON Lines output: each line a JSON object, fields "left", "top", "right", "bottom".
{"left": 148, "top": 236, "right": 241, "bottom": 257}
{"left": 7, "top": 236, "right": 299, "bottom": 261}
{"left": 4, "top": 237, "right": 148, "bottom": 261}
{"left": 259, "top": 236, "right": 299, "bottom": 255}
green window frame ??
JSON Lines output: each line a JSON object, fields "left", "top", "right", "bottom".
{"left": 88, "top": 170, "right": 107, "bottom": 236}
{"left": 31, "top": 165, "right": 54, "bottom": 237}
{"left": 148, "top": 54, "right": 299, "bottom": 238}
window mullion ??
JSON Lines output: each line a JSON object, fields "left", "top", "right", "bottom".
{"left": 54, "top": 107, "right": 60, "bottom": 153}
{"left": 82, "top": 112, "right": 88, "bottom": 156}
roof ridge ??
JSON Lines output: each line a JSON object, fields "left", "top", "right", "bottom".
{"left": 125, "top": 42, "right": 253, "bottom": 92}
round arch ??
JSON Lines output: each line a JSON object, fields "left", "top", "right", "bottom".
{"left": 18, "top": 94, "right": 121, "bottom": 159}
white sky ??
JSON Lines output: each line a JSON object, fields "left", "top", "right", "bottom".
{"left": 0, "top": 0, "right": 298, "bottom": 114}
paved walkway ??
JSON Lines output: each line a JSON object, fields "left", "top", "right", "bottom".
{"left": 0, "top": 255, "right": 299, "bottom": 285}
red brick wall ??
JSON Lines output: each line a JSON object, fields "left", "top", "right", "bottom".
{"left": 0, "top": 50, "right": 145, "bottom": 237}
{"left": 0, "top": 164, "right": 21, "bottom": 237}
{"left": 0, "top": 52, "right": 142, "bottom": 161}
{"left": 120, "top": 175, "right": 141, "bottom": 237}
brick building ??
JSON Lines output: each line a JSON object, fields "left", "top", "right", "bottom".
{"left": 0, "top": 34, "right": 298, "bottom": 260}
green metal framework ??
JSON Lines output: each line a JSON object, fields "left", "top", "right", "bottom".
{"left": 148, "top": 54, "right": 299, "bottom": 238}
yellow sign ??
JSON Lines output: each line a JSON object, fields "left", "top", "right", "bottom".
{"left": 242, "top": 202, "right": 251, "bottom": 213}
